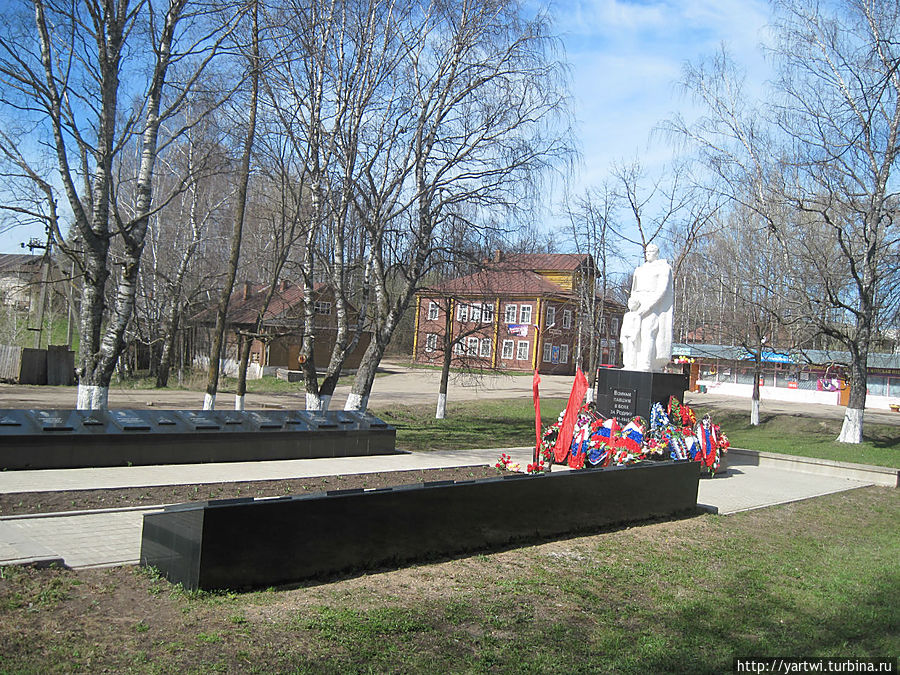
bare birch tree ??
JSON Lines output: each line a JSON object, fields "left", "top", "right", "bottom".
{"left": 259, "top": 0, "right": 407, "bottom": 410}
{"left": 344, "top": 0, "right": 572, "bottom": 411}
{"left": 203, "top": 0, "right": 260, "bottom": 410}
{"left": 669, "top": 0, "right": 900, "bottom": 443}
{"left": 566, "top": 184, "right": 620, "bottom": 401}
{"left": 0, "top": 0, "right": 240, "bottom": 408}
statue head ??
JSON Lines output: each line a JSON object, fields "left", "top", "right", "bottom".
{"left": 644, "top": 243, "right": 660, "bottom": 262}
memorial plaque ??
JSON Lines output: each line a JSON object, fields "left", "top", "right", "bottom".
{"left": 222, "top": 415, "right": 245, "bottom": 426}
{"left": 595, "top": 369, "right": 688, "bottom": 424}
{"left": 0, "top": 415, "right": 21, "bottom": 426}
{"left": 110, "top": 410, "right": 152, "bottom": 431}
{"left": 610, "top": 388, "right": 636, "bottom": 425}
{"left": 81, "top": 415, "right": 104, "bottom": 427}
{"left": 156, "top": 416, "right": 177, "bottom": 426}
{"left": 34, "top": 410, "right": 74, "bottom": 432}
{"left": 247, "top": 412, "right": 282, "bottom": 429}
{"left": 178, "top": 411, "right": 222, "bottom": 430}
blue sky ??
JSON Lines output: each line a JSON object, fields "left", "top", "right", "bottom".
{"left": 545, "top": 0, "right": 774, "bottom": 267}
{"left": 0, "top": 0, "right": 774, "bottom": 256}
{"left": 554, "top": 0, "right": 772, "bottom": 182}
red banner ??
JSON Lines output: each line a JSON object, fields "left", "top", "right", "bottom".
{"left": 552, "top": 368, "right": 589, "bottom": 463}
{"left": 533, "top": 370, "right": 542, "bottom": 465}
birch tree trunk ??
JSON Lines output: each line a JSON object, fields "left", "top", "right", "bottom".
{"left": 204, "top": 0, "right": 260, "bottom": 410}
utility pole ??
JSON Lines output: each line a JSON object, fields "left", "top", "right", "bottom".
{"left": 21, "top": 231, "right": 51, "bottom": 349}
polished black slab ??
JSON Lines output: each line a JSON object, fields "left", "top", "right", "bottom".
{"left": 140, "top": 459, "right": 700, "bottom": 591}
{"left": 595, "top": 369, "right": 689, "bottom": 424}
{"left": 0, "top": 409, "right": 397, "bottom": 469}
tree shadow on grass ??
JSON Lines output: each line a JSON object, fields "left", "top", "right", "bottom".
{"left": 641, "top": 565, "right": 900, "bottom": 674}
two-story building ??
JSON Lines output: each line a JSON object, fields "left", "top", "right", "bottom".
{"left": 413, "top": 253, "right": 625, "bottom": 375}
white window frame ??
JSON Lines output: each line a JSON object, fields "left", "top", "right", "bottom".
{"left": 519, "top": 304, "right": 533, "bottom": 325}
{"left": 611, "top": 317, "right": 620, "bottom": 334}
{"left": 456, "top": 303, "right": 469, "bottom": 322}
{"left": 453, "top": 340, "right": 464, "bottom": 355}
{"left": 504, "top": 304, "right": 518, "bottom": 324}
{"left": 543, "top": 343, "right": 552, "bottom": 363}
{"left": 546, "top": 305, "right": 556, "bottom": 327}
{"left": 467, "top": 336, "right": 479, "bottom": 355}
{"left": 559, "top": 344, "right": 569, "bottom": 364}
{"left": 428, "top": 301, "right": 439, "bottom": 321}
{"left": 470, "top": 303, "right": 482, "bottom": 323}
{"left": 425, "top": 333, "right": 437, "bottom": 352}
{"left": 501, "top": 340, "right": 514, "bottom": 359}
{"left": 482, "top": 302, "right": 494, "bottom": 323}
{"left": 480, "top": 337, "right": 492, "bottom": 357}
{"left": 600, "top": 316, "right": 607, "bottom": 333}
{"left": 516, "top": 340, "right": 529, "bottom": 361}
{"left": 562, "top": 309, "right": 572, "bottom": 329}
{"left": 314, "top": 301, "right": 332, "bottom": 315}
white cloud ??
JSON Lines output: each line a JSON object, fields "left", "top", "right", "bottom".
{"left": 546, "top": 0, "right": 773, "bottom": 193}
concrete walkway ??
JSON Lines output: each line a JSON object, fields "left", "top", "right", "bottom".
{"left": 0, "top": 446, "right": 884, "bottom": 570}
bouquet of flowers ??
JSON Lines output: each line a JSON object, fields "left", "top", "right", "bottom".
{"left": 495, "top": 398, "right": 730, "bottom": 478}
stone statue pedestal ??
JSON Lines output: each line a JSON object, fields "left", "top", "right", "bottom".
{"left": 595, "top": 369, "right": 689, "bottom": 425}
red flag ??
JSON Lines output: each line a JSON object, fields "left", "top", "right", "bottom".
{"left": 553, "top": 368, "right": 589, "bottom": 463}
{"left": 533, "top": 370, "right": 542, "bottom": 466}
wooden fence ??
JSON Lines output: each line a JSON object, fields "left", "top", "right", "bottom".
{"left": 0, "top": 344, "right": 75, "bottom": 385}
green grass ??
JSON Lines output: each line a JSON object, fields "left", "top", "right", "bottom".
{"left": 116, "top": 372, "right": 313, "bottom": 395}
{"left": 692, "top": 407, "right": 900, "bottom": 468}
{"left": 373, "top": 397, "right": 569, "bottom": 452}
{"left": 372, "top": 397, "right": 900, "bottom": 468}
{"left": 0, "top": 487, "right": 896, "bottom": 672}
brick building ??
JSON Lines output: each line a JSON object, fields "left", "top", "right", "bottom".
{"left": 413, "top": 253, "right": 625, "bottom": 375}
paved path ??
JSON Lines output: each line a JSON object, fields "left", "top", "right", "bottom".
{"left": 2, "top": 365, "right": 899, "bottom": 429}
{"left": 0, "top": 365, "right": 576, "bottom": 411}
{"left": 0, "top": 447, "right": 879, "bottom": 570}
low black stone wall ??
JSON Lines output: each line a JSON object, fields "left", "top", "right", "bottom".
{"left": 140, "top": 459, "right": 700, "bottom": 591}
{"left": 0, "top": 409, "right": 397, "bottom": 469}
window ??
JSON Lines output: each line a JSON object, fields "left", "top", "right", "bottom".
{"left": 456, "top": 303, "right": 468, "bottom": 322}
{"left": 480, "top": 337, "right": 492, "bottom": 357}
{"left": 504, "top": 304, "right": 518, "bottom": 324}
{"left": 470, "top": 303, "right": 482, "bottom": 323}
{"left": 453, "top": 340, "right": 464, "bottom": 355}
{"left": 516, "top": 340, "right": 529, "bottom": 361}
{"left": 562, "top": 309, "right": 572, "bottom": 329}
{"left": 600, "top": 317, "right": 607, "bottom": 333}
{"left": 428, "top": 301, "right": 439, "bottom": 320}
{"left": 519, "top": 304, "right": 533, "bottom": 325}
{"left": 543, "top": 343, "right": 552, "bottom": 362}
{"left": 546, "top": 306, "right": 556, "bottom": 327}
{"left": 559, "top": 344, "right": 569, "bottom": 364}
{"left": 314, "top": 301, "right": 331, "bottom": 315}
{"left": 611, "top": 317, "right": 619, "bottom": 334}
{"left": 482, "top": 302, "right": 494, "bottom": 323}
{"left": 467, "top": 336, "right": 479, "bottom": 355}
{"left": 425, "top": 334, "right": 437, "bottom": 352}
{"left": 501, "top": 340, "right": 514, "bottom": 359}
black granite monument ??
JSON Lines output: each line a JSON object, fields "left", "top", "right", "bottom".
{"left": 140, "top": 459, "right": 700, "bottom": 590}
{"left": 0, "top": 409, "right": 398, "bottom": 469}
{"left": 594, "top": 369, "right": 688, "bottom": 425}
